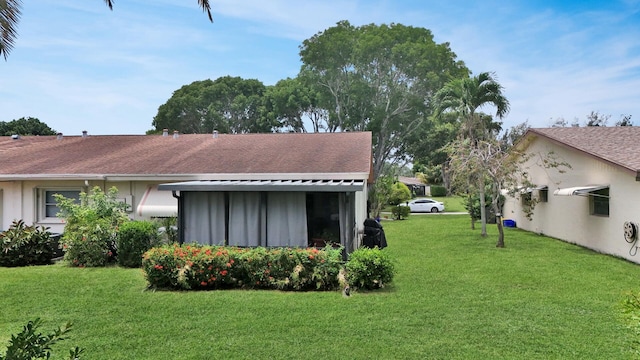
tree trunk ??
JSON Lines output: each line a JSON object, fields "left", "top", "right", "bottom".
{"left": 478, "top": 179, "right": 487, "bottom": 237}
{"left": 442, "top": 164, "right": 452, "bottom": 196}
{"left": 467, "top": 193, "right": 475, "bottom": 230}
{"left": 496, "top": 214, "right": 505, "bottom": 248}
{"left": 492, "top": 192, "right": 505, "bottom": 247}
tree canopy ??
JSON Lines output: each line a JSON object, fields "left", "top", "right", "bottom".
{"left": 0, "top": 117, "right": 56, "bottom": 136}
{"left": 152, "top": 76, "right": 274, "bottom": 134}
{"left": 299, "top": 20, "right": 469, "bottom": 179}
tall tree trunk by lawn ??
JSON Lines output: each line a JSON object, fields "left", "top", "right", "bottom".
{"left": 479, "top": 180, "right": 487, "bottom": 237}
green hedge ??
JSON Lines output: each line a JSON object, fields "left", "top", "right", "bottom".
{"left": 116, "top": 220, "right": 161, "bottom": 268}
{"left": 430, "top": 185, "right": 447, "bottom": 197}
{"left": 142, "top": 244, "right": 397, "bottom": 292}
{"left": 142, "top": 244, "right": 344, "bottom": 291}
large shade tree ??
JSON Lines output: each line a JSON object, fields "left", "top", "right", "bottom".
{"left": 434, "top": 72, "right": 509, "bottom": 236}
{"left": 0, "top": 117, "right": 56, "bottom": 135}
{"left": 152, "top": 76, "right": 274, "bottom": 134}
{"left": 0, "top": 0, "right": 212, "bottom": 60}
{"left": 299, "top": 20, "right": 469, "bottom": 180}
{"left": 262, "top": 76, "right": 328, "bottom": 133}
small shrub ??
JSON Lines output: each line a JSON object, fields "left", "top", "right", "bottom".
{"left": 345, "top": 247, "right": 395, "bottom": 290}
{"left": 391, "top": 205, "right": 410, "bottom": 220}
{"left": 116, "top": 221, "right": 161, "bottom": 268}
{"left": 0, "top": 220, "right": 54, "bottom": 267}
{"left": 0, "top": 318, "right": 83, "bottom": 360}
{"left": 430, "top": 185, "right": 447, "bottom": 197}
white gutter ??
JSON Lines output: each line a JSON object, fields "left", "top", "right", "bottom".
{"left": 0, "top": 172, "right": 370, "bottom": 182}
{"left": 0, "top": 174, "right": 107, "bottom": 181}
{"left": 105, "top": 172, "right": 370, "bottom": 182}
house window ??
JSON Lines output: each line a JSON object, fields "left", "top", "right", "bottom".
{"left": 43, "top": 189, "right": 81, "bottom": 219}
{"left": 590, "top": 188, "right": 609, "bottom": 217}
{"left": 539, "top": 189, "right": 548, "bottom": 203}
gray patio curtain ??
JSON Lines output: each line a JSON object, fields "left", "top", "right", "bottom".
{"left": 339, "top": 192, "right": 356, "bottom": 253}
{"left": 182, "top": 192, "right": 225, "bottom": 245}
{"left": 266, "top": 192, "right": 307, "bottom": 247}
{"left": 229, "top": 192, "right": 262, "bottom": 247}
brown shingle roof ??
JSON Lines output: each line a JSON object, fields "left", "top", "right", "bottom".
{"left": 526, "top": 127, "right": 640, "bottom": 174}
{"left": 0, "top": 132, "right": 372, "bottom": 178}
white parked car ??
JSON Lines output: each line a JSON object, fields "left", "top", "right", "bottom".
{"left": 407, "top": 198, "right": 445, "bottom": 213}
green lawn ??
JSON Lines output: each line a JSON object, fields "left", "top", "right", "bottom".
{"left": 1, "top": 215, "right": 639, "bottom": 359}
{"left": 430, "top": 195, "right": 466, "bottom": 212}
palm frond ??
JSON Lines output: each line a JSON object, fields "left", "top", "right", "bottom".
{"left": 199, "top": 0, "right": 213, "bottom": 22}
{"left": 0, "top": 0, "right": 22, "bottom": 60}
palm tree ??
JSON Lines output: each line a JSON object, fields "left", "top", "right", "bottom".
{"left": 434, "top": 72, "right": 510, "bottom": 237}
{"left": 0, "top": 0, "right": 213, "bottom": 60}
{"left": 435, "top": 72, "right": 509, "bottom": 140}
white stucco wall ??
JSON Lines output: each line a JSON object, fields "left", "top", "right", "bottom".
{"left": 0, "top": 180, "right": 168, "bottom": 234}
{"left": 503, "top": 137, "right": 640, "bottom": 263}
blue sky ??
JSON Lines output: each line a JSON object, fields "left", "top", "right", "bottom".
{"left": 1, "top": 0, "right": 639, "bottom": 135}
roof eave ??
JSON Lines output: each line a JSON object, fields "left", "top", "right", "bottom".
{"left": 0, "top": 172, "right": 371, "bottom": 182}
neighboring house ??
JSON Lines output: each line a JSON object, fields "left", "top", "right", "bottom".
{"left": 502, "top": 127, "right": 640, "bottom": 264}
{"left": 0, "top": 131, "right": 372, "bottom": 252}
{"left": 398, "top": 176, "right": 427, "bottom": 197}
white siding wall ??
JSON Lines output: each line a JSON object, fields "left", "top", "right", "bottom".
{"left": 503, "top": 137, "right": 640, "bottom": 263}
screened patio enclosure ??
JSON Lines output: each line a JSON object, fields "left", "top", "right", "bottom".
{"left": 158, "top": 179, "right": 364, "bottom": 253}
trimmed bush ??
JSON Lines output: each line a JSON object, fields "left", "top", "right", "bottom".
{"left": 430, "top": 185, "right": 447, "bottom": 197}
{"left": 142, "top": 244, "right": 343, "bottom": 291}
{"left": 388, "top": 182, "right": 412, "bottom": 206}
{"left": 391, "top": 205, "right": 410, "bottom": 220}
{"left": 0, "top": 220, "right": 54, "bottom": 267}
{"left": 116, "top": 221, "right": 161, "bottom": 268}
{"left": 345, "top": 247, "right": 395, "bottom": 290}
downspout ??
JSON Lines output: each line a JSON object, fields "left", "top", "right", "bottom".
{"left": 172, "top": 191, "right": 184, "bottom": 245}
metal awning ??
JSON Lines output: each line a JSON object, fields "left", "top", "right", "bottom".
{"left": 158, "top": 179, "right": 366, "bottom": 193}
{"left": 136, "top": 185, "right": 178, "bottom": 217}
{"left": 553, "top": 185, "right": 609, "bottom": 197}
{"left": 521, "top": 185, "right": 548, "bottom": 194}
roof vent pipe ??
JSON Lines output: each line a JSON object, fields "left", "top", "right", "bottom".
{"left": 162, "top": 129, "right": 169, "bottom": 137}
{"left": 173, "top": 130, "right": 179, "bottom": 139}
{"left": 82, "top": 130, "right": 88, "bottom": 138}
{"left": 213, "top": 130, "right": 218, "bottom": 139}
{"left": 56, "top": 132, "right": 63, "bottom": 140}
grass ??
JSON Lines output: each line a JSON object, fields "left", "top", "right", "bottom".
{"left": 1, "top": 215, "right": 639, "bottom": 359}
{"left": 430, "top": 195, "right": 466, "bottom": 212}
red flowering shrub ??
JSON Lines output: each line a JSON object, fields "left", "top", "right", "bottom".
{"left": 142, "top": 244, "right": 343, "bottom": 291}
